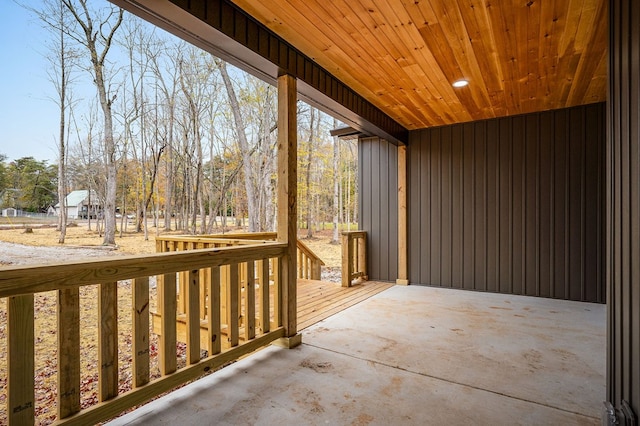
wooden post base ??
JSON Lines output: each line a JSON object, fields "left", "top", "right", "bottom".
{"left": 272, "top": 334, "right": 302, "bottom": 349}
{"left": 396, "top": 279, "right": 409, "bottom": 286}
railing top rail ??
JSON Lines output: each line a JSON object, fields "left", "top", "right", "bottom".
{"left": 341, "top": 230, "right": 366, "bottom": 237}
{"left": 156, "top": 237, "right": 273, "bottom": 246}
{"left": 156, "top": 232, "right": 277, "bottom": 242}
{"left": 0, "top": 242, "right": 286, "bottom": 298}
{"left": 296, "top": 239, "right": 325, "bottom": 266}
{"left": 157, "top": 232, "right": 326, "bottom": 267}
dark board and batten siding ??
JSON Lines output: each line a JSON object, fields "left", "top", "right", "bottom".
{"left": 359, "top": 137, "right": 398, "bottom": 282}
{"left": 608, "top": 0, "right": 640, "bottom": 419}
{"left": 408, "top": 103, "right": 606, "bottom": 303}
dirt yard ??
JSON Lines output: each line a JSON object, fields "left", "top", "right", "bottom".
{"left": 0, "top": 221, "right": 342, "bottom": 424}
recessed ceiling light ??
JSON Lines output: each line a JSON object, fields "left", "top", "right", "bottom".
{"left": 452, "top": 79, "right": 469, "bottom": 88}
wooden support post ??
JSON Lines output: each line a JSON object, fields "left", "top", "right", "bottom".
{"left": 99, "top": 282, "right": 118, "bottom": 401}
{"left": 8, "top": 294, "right": 34, "bottom": 425}
{"left": 158, "top": 273, "right": 177, "bottom": 375}
{"left": 132, "top": 277, "right": 150, "bottom": 387}
{"left": 397, "top": 145, "right": 409, "bottom": 285}
{"left": 276, "top": 72, "right": 301, "bottom": 348}
{"left": 58, "top": 288, "right": 80, "bottom": 419}
{"left": 358, "top": 233, "right": 368, "bottom": 280}
{"left": 341, "top": 233, "right": 352, "bottom": 287}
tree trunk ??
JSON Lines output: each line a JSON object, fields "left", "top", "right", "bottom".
{"left": 62, "top": 0, "right": 123, "bottom": 246}
{"left": 305, "top": 107, "right": 315, "bottom": 238}
{"left": 217, "top": 61, "right": 260, "bottom": 232}
{"left": 331, "top": 119, "right": 340, "bottom": 244}
{"left": 57, "top": 15, "right": 67, "bottom": 244}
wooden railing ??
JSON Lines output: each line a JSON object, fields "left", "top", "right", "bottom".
{"left": 0, "top": 242, "right": 287, "bottom": 425}
{"left": 295, "top": 239, "right": 323, "bottom": 280}
{"left": 157, "top": 233, "right": 325, "bottom": 281}
{"left": 341, "top": 231, "right": 368, "bottom": 287}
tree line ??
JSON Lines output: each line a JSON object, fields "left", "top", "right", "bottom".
{"left": 2, "top": 0, "right": 359, "bottom": 244}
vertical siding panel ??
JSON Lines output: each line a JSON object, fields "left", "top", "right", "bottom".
{"left": 409, "top": 134, "right": 422, "bottom": 283}
{"left": 430, "top": 129, "right": 442, "bottom": 285}
{"left": 419, "top": 131, "right": 431, "bottom": 284}
{"left": 630, "top": 1, "right": 640, "bottom": 405}
{"left": 360, "top": 139, "right": 372, "bottom": 280}
{"left": 359, "top": 137, "right": 398, "bottom": 282}
{"left": 486, "top": 120, "right": 499, "bottom": 293}
{"left": 538, "top": 111, "right": 553, "bottom": 298}
{"left": 474, "top": 122, "right": 487, "bottom": 291}
{"left": 463, "top": 123, "right": 475, "bottom": 290}
{"left": 611, "top": 1, "right": 624, "bottom": 405}
{"left": 584, "top": 105, "right": 600, "bottom": 302}
{"left": 499, "top": 118, "right": 513, "bottom": 293}
{"left": 389, "top": 145, "right": 399, "bottom": 280}
{"left": 379, "top": 142, "right": 389, "bottom": 279}
{"left": 569, "top": 107, "right": 584, "bottom": 301}
{"left": 512, "top": 116, "right": 526, "bottom": 295}
{"left": 554, "top": 109, "right": 568, "bottom": 299}
{"left": 525, "top": 114, "right": 539, "bottom": 296}
{"left": 451, "top": 125, "right": 464, "bottom": 289}
{"left": 441, "top": 127, "right": 453, "bottom": 287}
{"left": 370, "top": 140, "right": 381, "bottom": 280}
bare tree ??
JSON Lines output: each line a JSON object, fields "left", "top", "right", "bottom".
{"left": 217, "top": 61, "right": 261, "bottom": 232}
{"left": 25, "top": 0, "right": 79, "bottom": 243}
{"left": 148, "top": 41, "right": 179, "bottom": 231}
{"left": 62, "top": 0, "right": 123, "bottom": 245}
{"left": 331, "top": 118, "right": 340, "bottom": 244}
{"left": 304, "top": 107, "right": 316, "bottom": 238}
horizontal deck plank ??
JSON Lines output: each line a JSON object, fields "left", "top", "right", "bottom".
{"left": 296, "top": 279, "right": 393, "bottom": 330}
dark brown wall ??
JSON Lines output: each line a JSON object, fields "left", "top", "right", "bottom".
{"left": 608, "top": 0, "right": 640, "bottom": 419}
{"left": 359, "top": 137, "right": 398, "bottom": 282}
{"left": 407, "top": 103, "right": 606, "bottom": 303}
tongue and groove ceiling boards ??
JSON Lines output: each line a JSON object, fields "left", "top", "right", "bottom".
{"left": 230, "top": 0, "right": 608, "bottom": 130}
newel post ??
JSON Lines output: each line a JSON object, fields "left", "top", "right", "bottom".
{"left": 275, "top": 72, "right": 301, "bottom": 348}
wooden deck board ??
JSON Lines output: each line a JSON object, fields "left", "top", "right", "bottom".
{"left": 296, "top": 279, "right": 393, "bottom": 330}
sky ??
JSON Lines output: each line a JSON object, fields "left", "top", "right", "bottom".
{"left": 0, "top": 0, "right": 62, "bottom": 163}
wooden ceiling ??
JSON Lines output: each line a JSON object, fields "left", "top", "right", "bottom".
{"left": 230, "top": 0, "right": 608, "bottom": 130}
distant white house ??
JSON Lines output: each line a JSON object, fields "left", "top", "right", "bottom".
{"left": 1, "top": 207, "right": 17, "bottom": 217}
{"left": 55, "top": 190, "right": 101, "bottom": 219}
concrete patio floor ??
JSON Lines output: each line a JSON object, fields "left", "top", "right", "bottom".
{"left": 109, "top": 285, "right": 605, "bottom": 425}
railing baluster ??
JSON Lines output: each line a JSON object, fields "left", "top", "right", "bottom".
{"left": 133, "top": 277, "right": 150, "bottom": 387}
{"left": 359, "top": 233, "right": 368, "bottom": 280}
{"left": 158, "top": 273, "right": 177, "bottom": 375}
{"left": 221, "top": 264, "right": 229, "bottom": 342}
{"left": 259, "top": 258, "right": 270, "bottom": 333}
{"left": 99, "top": 282, "right": 118, "bottom": 401}
{"left": 58, "top": 287, "right": 80, "bottom": 419}
{"left": 208, "top": 266, "right": 221, "bottom": 355}
{"left": 245, "top": 261, "right": 255, "bottom": 341}
{"left": 271, "top": 257, "right": 286, "bottom": 328}
{"left": 186, "top": 269, "right": 200, "bottom": 364}
{"left": 8, "top": 294, "right": 35, "bottom": 425}
{"left": 178, "top": 242, "right": 187, "bottom": 315}
{"left": 228, "top": 263, "right": 240, "bottom": 347}
{"left": 197, "top": 242, "right": 207, "bottom": 322}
